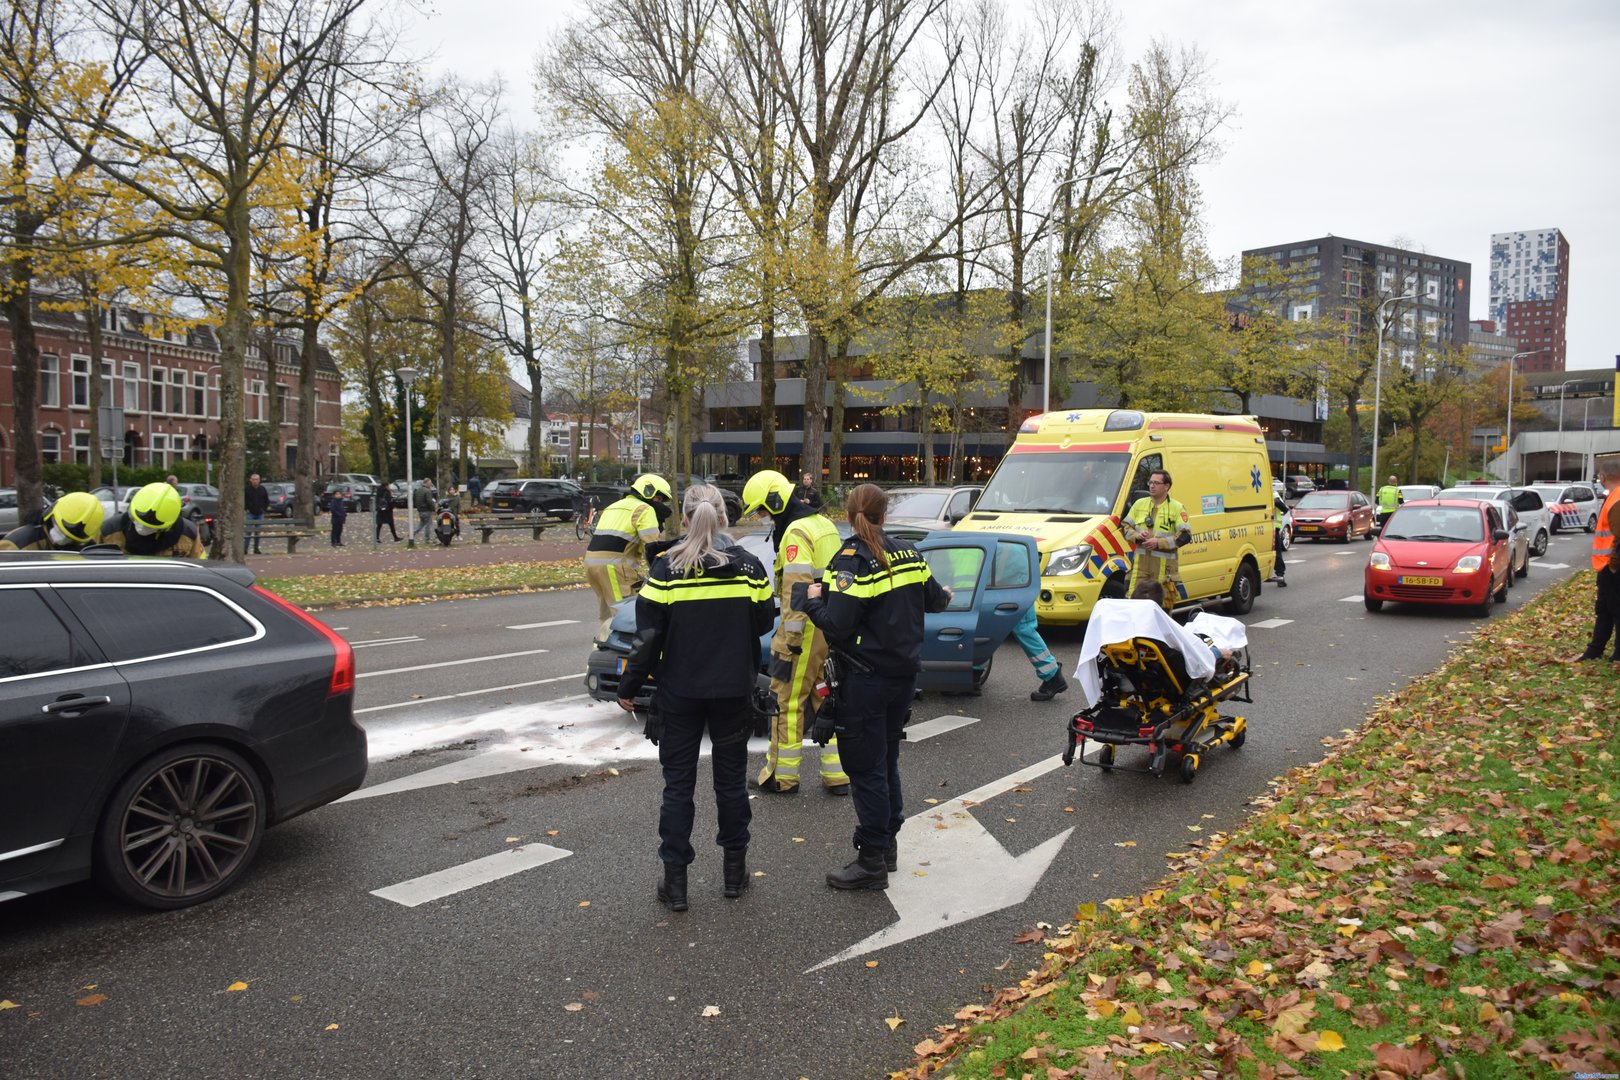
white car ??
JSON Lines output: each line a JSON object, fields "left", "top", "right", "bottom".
{"left": 0, "top": 488, "right": 19, "bottom": 532}
{"left": 1527, "top": 482, "right": 1600, "bottom": 533}
{"left": 90, "top": 484, "right": 139, "bottom": 523}
{"left": 1437, "top": 486, "right": 1553, "bottom": 558}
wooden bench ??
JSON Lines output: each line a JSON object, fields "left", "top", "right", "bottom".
{"left": 468, "top": 518, "right": 558, "bottom": 544}
{"left": 251, "top": 528, "right": 317, "bottom": 555}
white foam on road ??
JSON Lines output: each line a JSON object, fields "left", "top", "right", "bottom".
{"left": 358, "top": 694, "right": 634, "bottom": 765}
{"left": 355, "top": 672, "right": 588, "bottom": 716}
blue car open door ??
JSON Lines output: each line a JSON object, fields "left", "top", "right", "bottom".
{"left": 916, "top": 532, "right": 1040, "bottom": 693}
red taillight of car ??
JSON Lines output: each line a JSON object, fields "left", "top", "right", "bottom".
{"left": 251, "top": 585, "right": 355, "bottom": 697}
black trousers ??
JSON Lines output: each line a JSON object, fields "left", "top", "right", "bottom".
{"left": 836, "top": 672, "right": 916, "bottom": 851}
{"left": 1587, "top": 567, "right": 1620, "bottom": 659}
{"left": 1273, "top": 527, "right": 1286, "bottom": 577}
{"left": 376, "top": 515, "right": 399, "bottom": 541}
{"left": 330, "top": 514, "right": 345, "bottom": 545}
{"left": 654, "top": 690, "right": 752, "bottom": 866}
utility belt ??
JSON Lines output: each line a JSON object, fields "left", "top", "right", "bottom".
{"left": 810, "top": 645, "right": 910, "bottom": 746}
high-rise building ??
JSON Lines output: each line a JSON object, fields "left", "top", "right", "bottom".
{"left": 1488, "top": 228, "right": 1568, "bottom": 373}
{"left": 1240, "top": 235, "right": 1472, "bottom": 355}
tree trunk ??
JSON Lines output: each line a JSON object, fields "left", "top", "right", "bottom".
{"left": 759, "top": 313, "right": 777, "bottom": 464}
{"left": 213, "top": 201, "right": 252, "bottom": 564}
{"left": 2, "top": 287, "right": 44, "bottom": 515}
{"left": 436, "top": 298, "right": 456, "bottom": 490}
{"left": 87, "top": 299, "right": 105, "bottom": 487}
{"left": 803, "top": 329, "right": 828, "bottom": 483}
{"left": 297, "top": 310, "right": 319, "bottom": 512}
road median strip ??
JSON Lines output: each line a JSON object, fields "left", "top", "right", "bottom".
{"left": 894, "top": 571, "right": 1618, "bottom": 1079}
{"left": 258, "top": 559, "right": 586, "bottom": 609}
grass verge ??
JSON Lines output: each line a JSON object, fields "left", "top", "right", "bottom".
{"left": 895, "top": 572, "right": 1619, "bottom": 1079}
{"left": 258, "top": 560, "right": 585, "bottom": 608}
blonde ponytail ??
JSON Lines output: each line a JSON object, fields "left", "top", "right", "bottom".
{"left": 664, "top": 484, "right": 729, "bottom": 574}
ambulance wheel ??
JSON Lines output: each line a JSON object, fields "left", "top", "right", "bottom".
{"left": 1179, "top": 755, "right": 1199, "bottom": 784}
{"left": 1226, "top": 561, "right": 1258, "bottom": 616}
{"left": 1099, "top": 576, "right": 1128, "bottom": 603}
{"left": 1098, "top": 744, "right": 1115, "bottom": 772}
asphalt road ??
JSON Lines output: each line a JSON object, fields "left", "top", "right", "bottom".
{"left": 0, "top": 530, "right": 1592, "bottom": 1080}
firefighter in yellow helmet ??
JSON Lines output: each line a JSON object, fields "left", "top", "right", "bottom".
{"left": 0, "top": 491, "right": 105, "bottom": 551}
{"left": 742, "top": 468, "right": 848, "bottom": 795}
{"left": 585, "top": 473, "right": 672, "bottom": 633}
{"left": 99, "top": 482, "right": 205, "bottom": 557}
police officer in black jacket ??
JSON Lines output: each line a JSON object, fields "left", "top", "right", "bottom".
{"left": 618, "top": 484, "right": 776, "bottom": 911}
{"left": 801, "top": 483, "right": 950, "bottom": 891}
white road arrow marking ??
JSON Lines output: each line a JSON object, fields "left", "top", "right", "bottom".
{"left": 349, "top": 635, "right": 423, "bottom": 649}
{"left": 904, "top": 713, "right": 979, "bottom": 742}
{"left": 506, "top": 619, "right": 581, "bottom": 630}
{"left": 357, "top": 648, "right": 548, "bottom": 679}
{"left": 371, "top": 842, "right": 572, "bottom": 907}
{"left": 1339, "top": 594, "right": 1363, "bottom": 602}
{"left": 808, "top": 754, "right": 1073, "bottom": 972}
{"left": 1534, "top": 562, "right": 1570, "bottom": 570}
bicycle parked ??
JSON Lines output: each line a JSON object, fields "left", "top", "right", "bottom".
{"left": 574, "top": 494, "right": 602, "bottom": 541}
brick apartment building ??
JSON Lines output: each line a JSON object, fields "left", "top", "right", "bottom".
{"left": 0, "top": 299, "right": 344, "bottom": 487}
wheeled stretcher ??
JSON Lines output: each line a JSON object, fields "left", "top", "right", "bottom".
{"left": 1061, "top": 602, "right": 1251, "bottom": 784}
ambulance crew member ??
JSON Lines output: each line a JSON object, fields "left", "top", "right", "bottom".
{"left": 618, "top": 485, "right": 776, "bottom": 912}
{"left": 585, "top": 473, "right": 671, "bottom": 632}
{"left": 99, "top": 482, "right": 205, "bottom": 557}
{"left": 800, "top": 484, "right": 950, "bottom": 891}
{"left": 0, "top": 491, "right": 104, "bottom": 551}
{"left": 741, "top": 469, "right": 848, "bottom": 795}
{"left": 1123, "top": 468, "right": 1190, "bottom": 613}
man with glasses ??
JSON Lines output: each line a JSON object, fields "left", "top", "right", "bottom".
{"left": 1123, "top": 469, "right": 1191, "bottom": 614}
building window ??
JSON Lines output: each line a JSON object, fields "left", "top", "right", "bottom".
{"left": 151, "top": 367, "right": 167, "bottom": 414}
{"left": 72, "top": 430, "right": 91, "bottom": 464}
{"left": 71, "top": 355, "right": 90, "bottom": 407}
{"left": 277, "top": 383, "right": 292, "bottom": 424}
{"left": 122, "top": 361, "right": 141, "bottom": 412}
{"left": 171, "top": 369, "right": 188, "bottom": 416}
{"left": 41, "top": 431, "right": 61, "bottom": 464}
{"left": 247, "top": 379, "right": 267, "bottom": 422}
{"left": 40, "top": 353, "right": 61, "bottom": 407}
{"left": 151, "top": 433, "right": 168, "bottom": 467}
{"left": 171, "top": 434, "right": 187, "bottom": 461}
{"left": 193, "top": 372, "right": 207, "bottom": 416}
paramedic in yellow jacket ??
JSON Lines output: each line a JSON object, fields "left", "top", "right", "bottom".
{"left": 585, "top": 474, "right": 671, "bottom": 632}
{"left": 1123, "top": 467, "right": 1191, "bottom": 613}
{"left": 742, "top": 469, "right": 848, "bottom": 795}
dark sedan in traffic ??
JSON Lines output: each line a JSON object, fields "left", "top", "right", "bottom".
{"left": 0, "top": 553, "right": 366, "bottom": 909}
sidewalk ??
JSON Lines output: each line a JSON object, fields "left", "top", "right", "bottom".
{"left": 242, "top": 525, "right": 585, "bottom": 577}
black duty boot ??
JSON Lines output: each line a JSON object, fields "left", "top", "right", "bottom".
{"left": 883, "top": 842, "right": 898, "bottom": 874}
{"left": 722, "top": 848, "right": 749, "bottom": 899}
{"left": 657, "top": 863, "right": 688, "bottom": 911}
{"left": 827, "top": 848, "right": 889, "bottom": 891}
{"left": 1030, "top": 672, "right": 1069, "bottom": 702}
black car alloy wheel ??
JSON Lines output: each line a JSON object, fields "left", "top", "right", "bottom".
{"left": 96, "top": 743, "right": 266, "bottom": 909}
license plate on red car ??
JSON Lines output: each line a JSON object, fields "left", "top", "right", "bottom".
{"left": 1298, "top": 524, "right": 1319, "bottom": 532}
{"left": 1398, "top": 575, "right": 1443, "bottom": 586}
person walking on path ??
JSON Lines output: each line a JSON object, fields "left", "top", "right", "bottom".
{"left": 800, "top": 484, "right": 950, "bottom": 891}
{"left": 374, "top": 483, "right": 399, "bottom": 543}
{"left": 1268, "top": 495, "right": 1289, "bottom": 587}
{"left": 1575, "top": 457, "right": 1620, "bottom": 664}
{"left": 244, "top": 473, "right": 270, "bottom": 555}
{"left": 330, "top": 489, "right": 348, "bottom": 547}
{"left": 1123, "top": 468, "right": 1191, "bottom": 613}
{"left": 467, "top": 474, "right": 482, "bottom": 508}
{"left": 412, "top": 479, "right": 436, "bottom": 542}
{"left": 616, "top": 485, "right": 776, "bottom": 912}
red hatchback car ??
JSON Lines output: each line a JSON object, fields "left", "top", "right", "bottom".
{"left": 1363, "top": 499, "right": 1512, "bottom": 616}
{"left": 1290, "top": 490, "right": 1376, "bottom": 542}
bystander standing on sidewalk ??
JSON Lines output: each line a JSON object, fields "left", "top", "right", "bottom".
{"left": 374, "top": 483, "right": 399, "bottom": 543}
{"left": 413, "top": 479, "right": 436, "bottom": 542}
{"left": 1575, "top": 457, "right": 1620, "bottom": 664}
{"left": 330, "top": 489, "right": 348, "bottom": 547}
{"left": 467, "top": 474, "right": 482, "bottom": 508}
{"left": 244, "top": 473, "right": 269, "bottom": 555}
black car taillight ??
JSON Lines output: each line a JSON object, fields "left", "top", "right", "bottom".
{"left": 252, "top": 585, "right": 355, "bottom": 697}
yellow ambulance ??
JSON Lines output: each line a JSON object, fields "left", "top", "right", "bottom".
{"left": 961, "top": 410, "right": 1276, "bottom": 625}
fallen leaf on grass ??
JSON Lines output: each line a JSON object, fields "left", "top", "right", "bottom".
{"left": 1013, "top": 928, "right": 1044, "bottom": 944}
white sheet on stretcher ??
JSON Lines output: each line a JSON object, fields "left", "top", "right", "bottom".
{"left": 1184, "top": 611, "right": 1249, "bottom": 651}
{"left": 1073, "top": 599, "right": 1217, "bottom": 709}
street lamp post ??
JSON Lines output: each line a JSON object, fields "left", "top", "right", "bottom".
{"left": 1554, "top": 379, "right": 1578, "bottom": 482}
{"left": 1043, "top": 166, "right": 1121, "bottom": 414}
{"left": 1503, "top": 349, "right": 1547, "bottom": 485}
{"left": 1369, "top": 291, "right": 1417, "bottom": 495}
{"left": 1583, "top": 398, "right": 1596, "bottom": 482}
{"left": 1280, "top": 428, "right": 1291, "bottom": 478}
{"left": 397, "top": 366, "right": 419, "bottom": 549}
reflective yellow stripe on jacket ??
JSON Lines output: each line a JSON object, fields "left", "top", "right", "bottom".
{"left": 827, "top": 558, "right": 934, "bottom": 599}
{"left": 641, "top": 570, "right": 774, "bottom": 606}
{"left": 589, "top": 497, "right": 660, "bottom": 553}
{"left": 774, "top": 514, "right": 841, "bottom": 643}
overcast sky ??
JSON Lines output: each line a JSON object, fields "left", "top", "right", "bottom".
{"left": 402, "top": 0, "right": 1619, "bottom": 372}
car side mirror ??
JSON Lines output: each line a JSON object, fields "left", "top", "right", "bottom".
{"left": 1492, "top": 529, "right": 1509, "bottom": 542}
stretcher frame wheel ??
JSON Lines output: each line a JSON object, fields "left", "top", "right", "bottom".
{"left": 1180, "top": 754, "right": 1199, "bottom": 784}
{"left": 1098, "top": 744, "right": 1115, "bottom": 772}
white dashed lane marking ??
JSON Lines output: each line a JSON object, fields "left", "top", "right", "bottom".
{"left": 371, "top": 843, "right": 573, "bottom": 908}
{"left": 1248, "top": 618, "right": 1294, "bottom": 629}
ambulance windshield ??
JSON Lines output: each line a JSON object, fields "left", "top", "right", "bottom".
{"left": 975, "top": 452, "right": 1129, "bottom": 515}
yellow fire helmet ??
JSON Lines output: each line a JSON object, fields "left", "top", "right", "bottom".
{"left": 741, "top": 469, "right": 796, "bottom": 517}
{"left": 46, "top": 491, "right": 105, "bottom": 544}
{"left": 129, "top": 482, "right": 182, "bottom": 535}
{"left": 631, "top": 473, "right": 672, "bottom": 502}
